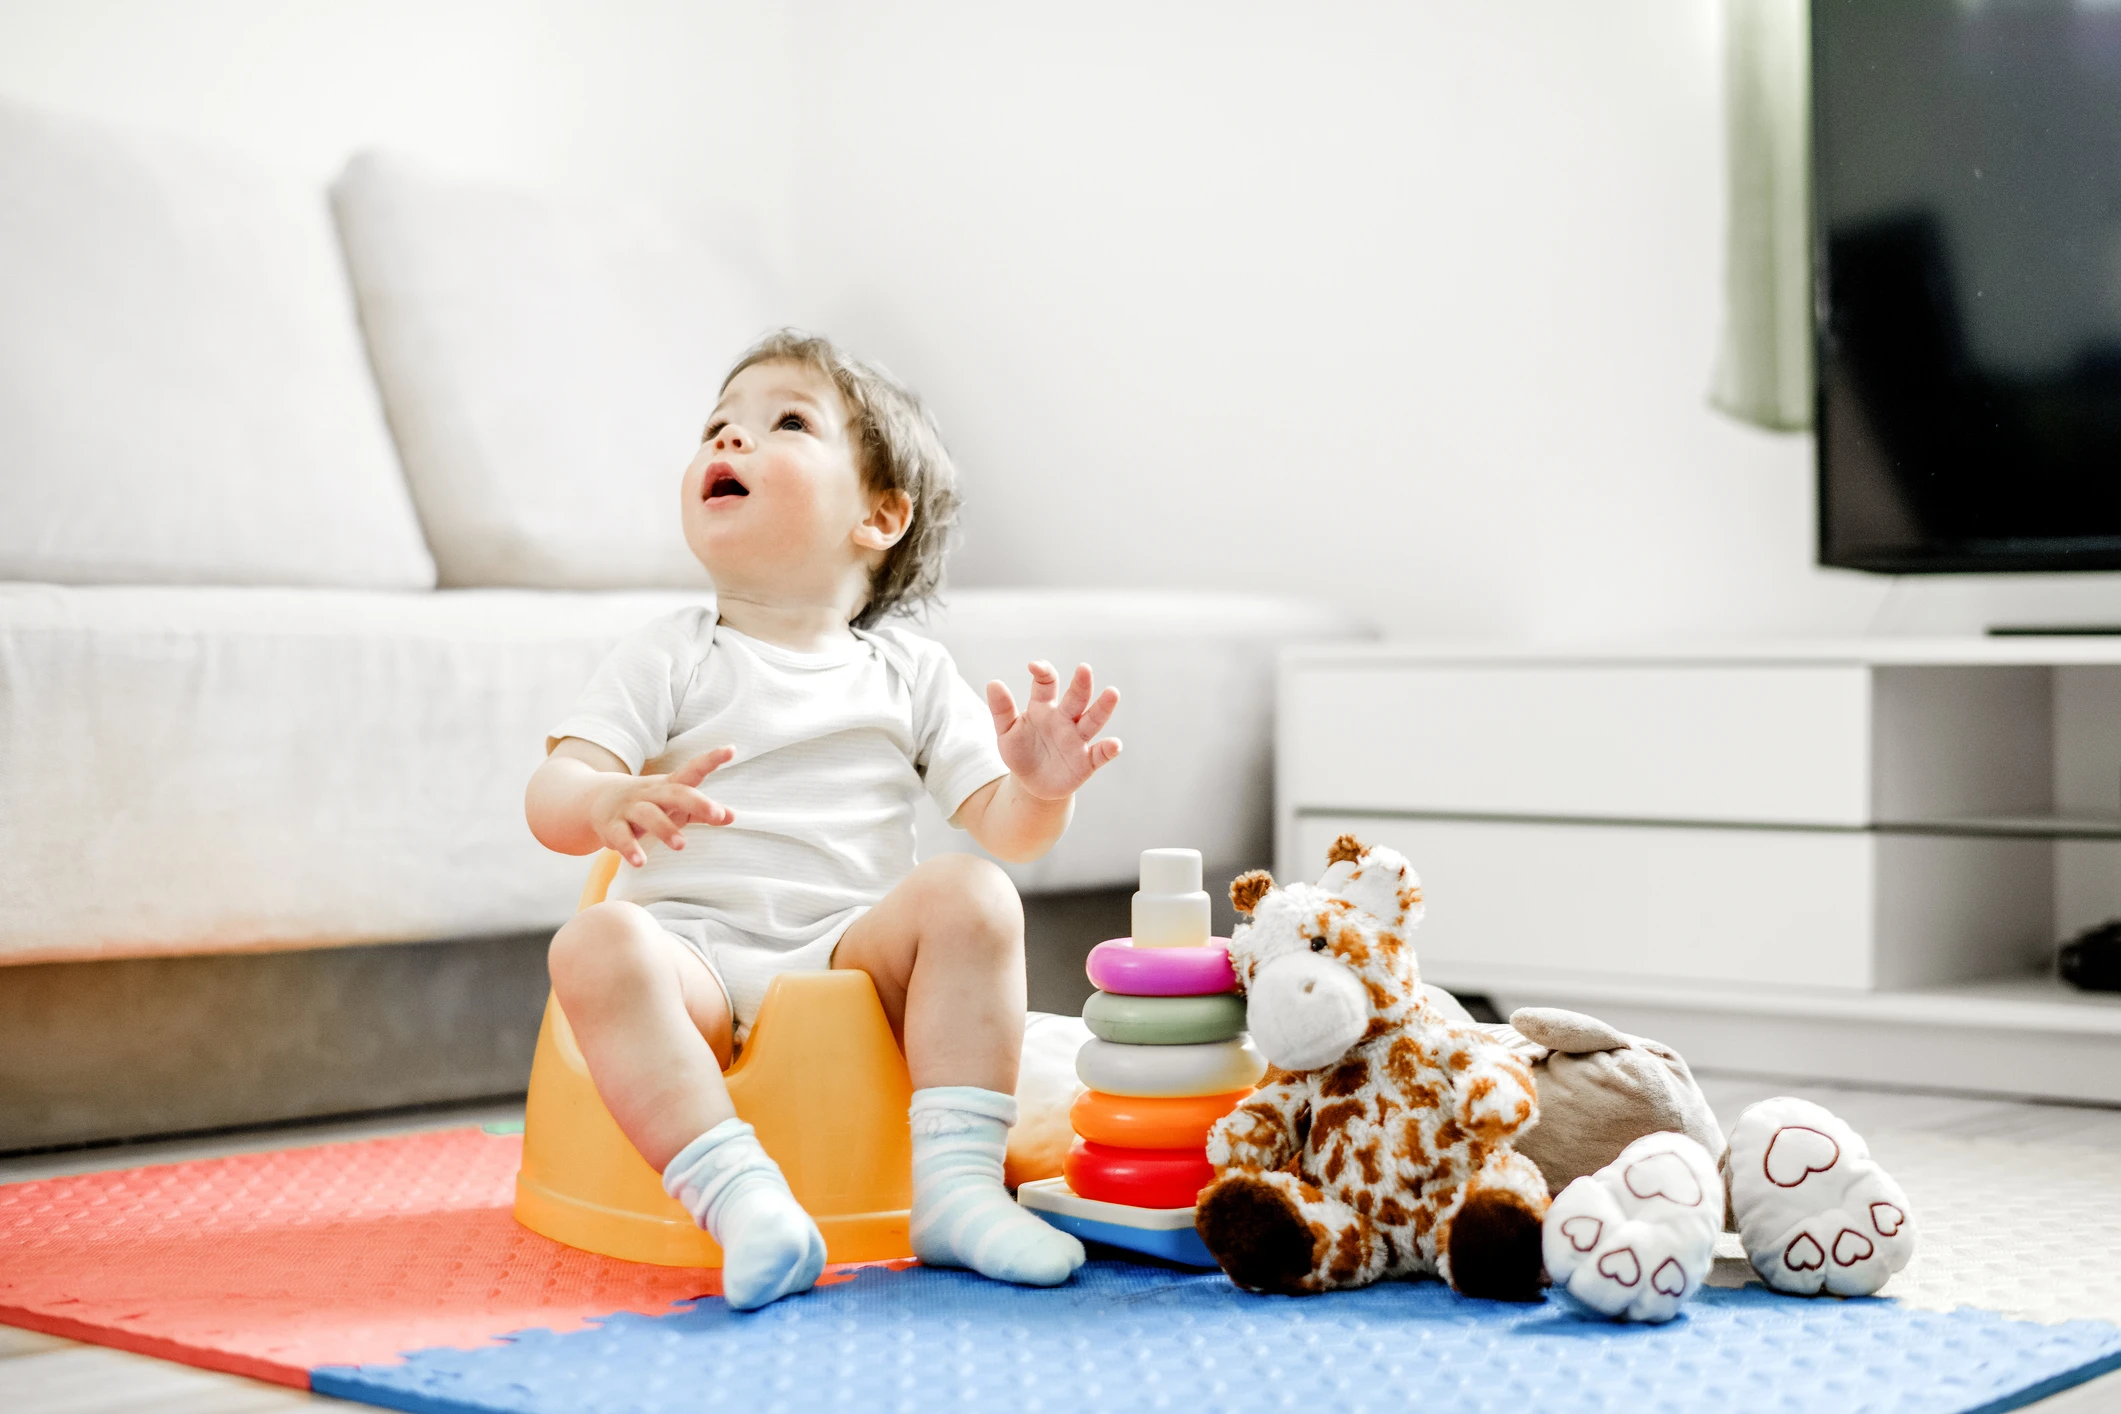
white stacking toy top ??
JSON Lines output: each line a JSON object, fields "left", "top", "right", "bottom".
{"left": 1131, "top": 847, "right": 1211, "bottom": 949}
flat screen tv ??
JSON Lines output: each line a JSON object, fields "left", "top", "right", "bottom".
{"left": 1816, "top": 0, "right": 2121, "bottom": 573}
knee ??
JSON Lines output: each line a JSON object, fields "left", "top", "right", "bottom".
{"left": 548, "top": 902, "right": 662, "bottom": 1008}
{"left": 914, "top": 854, "right": 1022, "bottom": 948}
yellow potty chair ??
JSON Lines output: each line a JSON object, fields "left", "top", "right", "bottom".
{"left": 513, "top": 851, "right": 915, "bottom": 1266}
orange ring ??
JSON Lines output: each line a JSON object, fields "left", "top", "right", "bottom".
{"left": 1070, "top": 1089, "right": 1252, "bottom": 1150}
{"left": 1063, "top": 1140, "right": 1217, "bottom": 1210}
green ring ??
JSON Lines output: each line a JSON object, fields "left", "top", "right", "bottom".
{"left": 1082, "top": 990, "right": 1248, "bottom": 1045}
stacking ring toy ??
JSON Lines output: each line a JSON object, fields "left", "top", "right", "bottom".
{"left": 1085, "top": 938, "right": 1236, "bottom": 997}
{"left": 1064, "top": 1140, "right": 1217, "bottom": 1210}
{"left": 1070, "top": 1088, "right": 1252, "bottom": 1150}
{"left": 1082, "top": 990, "right": 1248, "bottom": 1045}
{"left": 1075, "top": 1037, "right": 1265, "bottom": 1098}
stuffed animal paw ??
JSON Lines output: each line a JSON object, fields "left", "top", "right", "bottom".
{"left": 1724, "top": 1097, "right": 1914, "bottom": 1297}
{"left": 1542, "top": 1130, "right": 1724, "bottom": 1322}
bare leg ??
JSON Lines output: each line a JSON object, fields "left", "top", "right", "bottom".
{"left": 549, "top": 900, "right": 823, "bottom": 1310}
{"left": 831, "top": 853, "right": 1026, "bottom": 1093}
{"left": 833, "top": 853, "right": 1082, "bottom": 1286}
{"left": 547, "top": 900, "right": 736, "bottom": 1171}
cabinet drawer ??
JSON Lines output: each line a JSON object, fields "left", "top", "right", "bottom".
{"left": 1284, "top": 664, "right": 1871, "bottom": 826}
{"left": 1289, "top": 814, "right": 2052, "bottom": 993}
{"left": 1291, "top": 813, "right": 1876, "bottom": 990}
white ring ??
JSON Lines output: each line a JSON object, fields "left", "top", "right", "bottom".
{"left": 1073, "top": 1037, "right": 1266, "bottom": 1098}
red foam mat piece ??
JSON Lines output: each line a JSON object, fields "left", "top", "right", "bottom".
{"left": 0, "top": 1128, "right": 890, "bottom": 1388}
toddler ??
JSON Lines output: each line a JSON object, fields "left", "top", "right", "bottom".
{"left": 525, "top": 331, "right": 1119, "bottom": 1309}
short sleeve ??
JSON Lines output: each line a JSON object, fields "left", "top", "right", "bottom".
{"left": 547, "top": 607, "right": 715, "bottom": 773}
{"left": 895, "top": 633, "right": 1009, "bottom": 819}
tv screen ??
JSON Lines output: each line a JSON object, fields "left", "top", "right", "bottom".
{"left": 1816, "top": 0, "right": 2121, "bottom": 572}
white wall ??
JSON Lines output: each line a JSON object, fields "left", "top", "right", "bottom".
{"left": 0, "top": 0, "right": 1925, "bottom": 641}
{"left": 780, "top": 1, "right": 1899, "bottom": 642}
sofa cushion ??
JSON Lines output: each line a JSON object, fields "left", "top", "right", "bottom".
{"left": 332, "top": 152, "right": 779, "bottom": 590}
{"left": 0, "top": 100, "right": 436, "bottom": 590}
{"left": 0, "top": 585, "right": 1364, "bottom": 964}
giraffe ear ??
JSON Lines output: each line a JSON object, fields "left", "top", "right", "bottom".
{"left": 1229, "top": 869, "right": 1274, "bottom": 915}
{"left": 1331, "top": 845, "right": 1422, "bottom": 930}
{"left": 1325, "top": 833, "right": 1366, "bottom": 868}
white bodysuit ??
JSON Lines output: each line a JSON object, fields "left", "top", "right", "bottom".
{"left": 549, "top": 605, "right": 1008, "bottom": 1037}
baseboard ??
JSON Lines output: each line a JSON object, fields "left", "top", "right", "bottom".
{"left": 0, "top": 933, "right": 554, "bottom": 1153}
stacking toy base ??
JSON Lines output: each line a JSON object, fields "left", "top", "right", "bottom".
{"left": 1015, "top": 1177, "right": 1218, "bottom": 1269}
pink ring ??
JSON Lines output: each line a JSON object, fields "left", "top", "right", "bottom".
{"left": 1086, "top": 938, "right": 1236, "bottom": 997}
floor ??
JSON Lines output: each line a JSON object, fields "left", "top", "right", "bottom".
{"left": 2, "top": 1080, "right": 2119, "bottom": 1412}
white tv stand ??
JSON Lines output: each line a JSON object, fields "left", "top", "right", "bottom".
{"left": 1275, "top": 639, "right": 2121, "bottom": 1103}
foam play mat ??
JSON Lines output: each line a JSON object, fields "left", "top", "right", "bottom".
{"left": 3, "top": 1128, "right": 2119, "bottom": 1414}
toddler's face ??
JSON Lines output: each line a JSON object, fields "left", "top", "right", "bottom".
{"left": 681, "top": 360, "right": 880, "bottom": 600}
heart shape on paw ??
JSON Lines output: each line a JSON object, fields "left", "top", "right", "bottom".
{"left": 1832, "top": 1228, "right": 1874, "bottom": 1266}
{"left": 1763, "top": 1126, "right": 1840, "bottom": 1188}
{"left": 1783, "top": 1232, "right": 1825, "bottom": 1272}
{"left": 1595, "top": 1246, "right": 1641, "bottom": 1287}
{"left": 1651, "top": 1257, "right": 1687, "bottom": 1297}
{"left": 1559, "top": 1215, "right": 1602, "bottom": 1252}
{"left": 1870, "top": 1201, "right": 1905, "bottom": 1237}
{"left": 1623, "top": 1151, "right": 1703, "bottom": 1207}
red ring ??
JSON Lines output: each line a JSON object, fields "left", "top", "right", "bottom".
{"left": 1062, "top": 1139, "right": 1217, "bottom": 1210}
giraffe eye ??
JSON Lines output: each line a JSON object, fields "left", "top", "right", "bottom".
{"left": 1310, "top": 936, "right": 1329, "bottom": 952}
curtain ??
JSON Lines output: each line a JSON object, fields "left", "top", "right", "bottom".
{"left": 1710, "top": 0, "right": 1813, "bottom": 431}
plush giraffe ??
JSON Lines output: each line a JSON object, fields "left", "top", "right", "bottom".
{"left": 1194, "top": 835, "right": 1550, "bottom": 1298}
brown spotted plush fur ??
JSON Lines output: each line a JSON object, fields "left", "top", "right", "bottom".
{"left": 1196, "top": 836, "right": 1549, "bottom": 1298}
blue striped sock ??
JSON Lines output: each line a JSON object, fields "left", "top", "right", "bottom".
{"left": 662, "top": 1118, "right": 826, "bottom": 1311}
{"left": 909, "top": 1086, "right": 1085, "bottom": 1287}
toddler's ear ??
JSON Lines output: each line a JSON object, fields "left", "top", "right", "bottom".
{"left": 854, "top": 489, "right": 914, "bottom": 551}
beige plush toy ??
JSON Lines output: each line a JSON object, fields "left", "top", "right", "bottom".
{"left": 1481, "top": 1006, "right": 1725, "bottom": 1196}
{"left": 1193, "top": 835, "right": 1550, "bottom": 1299}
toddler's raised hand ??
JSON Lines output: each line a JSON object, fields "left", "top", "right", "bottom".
{"left": 591, "top": 746, "right": 736, "bottom": 867}
{"left": 987, "top": 662, "right": 1121, "bottom": 802}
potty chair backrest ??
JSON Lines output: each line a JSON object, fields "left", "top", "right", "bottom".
{"left": 512, "top": 852, "right": 915, "bottom": 1266}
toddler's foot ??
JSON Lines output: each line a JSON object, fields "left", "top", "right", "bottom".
{"left": 663, "top": 1118, "right": 827, "bottom": 1311}
{"left": 1541, "top": 1130, "right": 1724, "bottom": 1323}
{"left": 911, "top": 1086, "right": 1086, "bottom": 1286}
{"left": 1724, "top": 1097, "right": 1914, "bottom": 1297}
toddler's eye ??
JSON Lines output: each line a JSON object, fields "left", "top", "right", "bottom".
{"left": 702, "top": 419, "right": 726, "bottom": 442}
{"left": 776, "top": 412, "right": 808, "bottom": 432}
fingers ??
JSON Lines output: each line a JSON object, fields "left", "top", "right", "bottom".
{"left": 596, "top": 818, "right": 649, "bottom": 869}
{"left": 1091, "top": 737, "right": 1122, "bottom": 769}
{"left": 1076, "top": 685, "right": 1120, "bottom": 740}
{"left": 649, "top": 782, "right": 732, "bottom": 828}
{"left": 1025, "top": 660, "right": 1060, "bottom": 707}
{"left": 1057, "top": 662, "right": 1094, "bottom": 717}
{"left": 623, "top": 800, "right": 686, "bottom": 852}
{"left": 986, "top": 679, "right": 1019, "bottom": 734}
{"left": 670, "top": 745, "right": 735, "bottom": 786}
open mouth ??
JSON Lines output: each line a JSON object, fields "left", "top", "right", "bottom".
{"left": 705, "top": 465, "right": 749, "bottom": 500}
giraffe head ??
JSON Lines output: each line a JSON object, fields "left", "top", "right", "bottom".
{"left": 1224, "top": 834, "right": 1428, "bottom": 1072}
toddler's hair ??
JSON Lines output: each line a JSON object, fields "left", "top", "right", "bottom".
{"left": 719, "top": 329, "right": 961, "bottom": 628}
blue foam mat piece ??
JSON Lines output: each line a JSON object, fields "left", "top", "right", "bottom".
{"left": 314, "top": 1260, "right": 2121, "bottom": 1414}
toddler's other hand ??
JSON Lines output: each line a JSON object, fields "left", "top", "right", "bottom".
{"left": 592, "top": 746, "right": 735, "bottom": 867}
{"left": 987, "top": 662, "right": 1121, "bottom": 802}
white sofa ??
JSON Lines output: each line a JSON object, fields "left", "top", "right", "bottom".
{"left": 0, "top": 98, "right": 1367, "bottom": 977}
